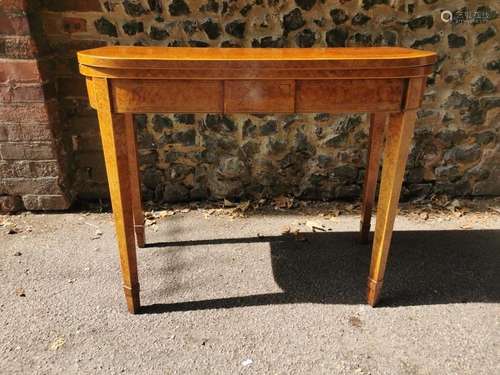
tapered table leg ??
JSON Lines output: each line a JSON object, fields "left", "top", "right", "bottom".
{"left": 125, "top": 114, "right": 145, "bottom": 248}
{"left": 94, "top": 78, "right": 140, "bottom": 314}
{"left": 367, "top": 110, "right": 417, "bottom": 306}
{"left": 359, "top": 113, "right": 387, "bottom": 244}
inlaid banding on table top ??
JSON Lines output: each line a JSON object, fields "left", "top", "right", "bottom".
{"left": 79, "top": 65, "right": 435, "bottom": 80}
{"left": 77, "top": 46, "right": 437, "bottom": 70}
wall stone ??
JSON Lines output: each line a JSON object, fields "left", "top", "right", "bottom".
{"left": 0, "top": 0, "right": 72, "bottom": 211}
{"left": 36, "top": 0, "right": 500, "bottom": 204}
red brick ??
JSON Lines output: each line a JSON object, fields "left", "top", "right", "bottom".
{"left": 0, "top": 13, "right": 31, "bottom": 35}
{"left": 0, "top": 101, "right": 57, "bottom": 123}
{"left": 43, "top": 0, "right": 102, "bottom": 12}
{"left": 0, "top": 194, "right": 23, "bottom": 212}
{"left": 2, "top": 0, "right": 29, "bottom": 13}
{"left": 0, "top": 142, "right": 57, "bottom": 160}
{"left": 29, "top": 160, "right": 60, "bottom": 177}
{"left": 0, "top": 160, "right": 60, "bottom": 178}
{"left": 63, "top": 17, "right": 87, "bottom": 34}
{"left": 0, "top": 35, "right": 39, "bottom": 58}
{"left": 0, "top": 123, "right": 53, "bottom": 141}
{"left": 22, "top": 194, "right": 71, "bottom": 210}
{"left": 0, "top": 160, "right": 27, "bottom": 177}
{"left": 0, "top": 177, "right": 64, "bottom": 195}
{"left": 0, "top": 58, "right": 41, "bottom": 83}
{"left": 0, "top": 82, "right": 48, "bottom": 103}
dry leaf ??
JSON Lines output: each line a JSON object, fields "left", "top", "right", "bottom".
{"left": 49, "top": 337, "right": 65, "bottom": 351}
{"left": 145, "top": 218, "right": 156, "bottom": 227}
{"left": 330, "top": 208, "right": 341, "bottom": 217}
{"left": 235, "top": 201, "right": 250, "bottom": 212}
{"left": 281, "top": 226, "right": 291, "bottom": 235}
{"left": 419, "top": 212, "right": 429, "bottom": 220}
{"left": 306, "top": 220, "right": 326, "bottom": 232}
{"left": 272, "top": 195, "right": 293, "bottom": 209}
{"left": 223, "top": 199, "right": 237, "bottom": 207}
{"left": 90, "top": 229, "right": 103, "bottom": 240}
{"left": 7, "top": 227, "right": 19, "bottom": 234}
{"left": 348, "top": 316, "right": 363, "bottom": 328}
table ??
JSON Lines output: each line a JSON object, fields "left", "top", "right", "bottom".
{"left": 77, "top": 46, "right": 437, "bottom": 313}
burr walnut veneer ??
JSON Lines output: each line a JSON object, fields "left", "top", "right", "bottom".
{"left": 77, "top": 46, "right": 437, "bottom": 313}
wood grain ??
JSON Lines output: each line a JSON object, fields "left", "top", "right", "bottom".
{"left": 359, "top": 113, "right": 387, "bottom": 244}
{"left": 112, "top": 79, "right": 223, "bottom": 113}
{"left": 79, "top": 64, "right": 434, "bottom": 80}
{"left": 366, "top": 110, "right": 416, "bottom": 306}
{"left": 85, "top": 77, "right": 97, "bottom": 109}
{"left": 366, "top": 76, "right": 427, "bottom": 306}
{"left": 224, "top": 80, "right": 295, "bottom": 113}
{"left": 125, "top": 113, "right": 145, "bottom": 248}
{"left": 77, "top": 46, "right": 437, "bottom": 70}
{"left": 78, "top": 47, "right": 435, "bottom": 312}
{"left": 94, "top": 77, "right": 140, "bottom": 314}
{"left": 296, "top": 79, "right": 403, "bottom": 113}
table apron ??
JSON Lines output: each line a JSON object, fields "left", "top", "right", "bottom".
{"left": 86, "top": 77, "right": 416, "bottom": 114}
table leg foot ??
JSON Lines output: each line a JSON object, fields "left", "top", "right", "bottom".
{"left": 135, "top": 225, "right": 145, "bottom": 248}
{"left": 123, "top": 285, "right": 140, "bottom": 314}
{"left": 366, "top": 278, "right": 383, "bottom": 306}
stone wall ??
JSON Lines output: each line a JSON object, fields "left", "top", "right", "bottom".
{"left": 0, "top": 0, "right": 71, "bottom": 211}
{"left": 19, "top": 1, "right": 500, "bottom": 205}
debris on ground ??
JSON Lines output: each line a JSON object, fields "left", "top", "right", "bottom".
{"left": 2, "top": 197, "right": 499, "bottom": 238}
{"left": 142, "top": 196, "right": 500, "bottom": 224}
{"left": 7, "top": 227, "right": 18, "bottom": 234}
{"left": 241, "top": 359, "right": 253, "bottom": 367}
{"left": 15, "top": 288, "right": 25, "bottom": 297}
{"left": 90, "top": 229, "right": 103, "bottom": 240}
{"left": 272, "top": 195, "right": 294, "bottom": 209}
{"left": 348, "top": 316, "right": 363, "bottom": 328}
{"left": 306, "top": 220, "right": 328, "bottom": 232}
{"left": 49, "top": 337, "right": 65, "bottom": 351}
{"left": 1, "top": 219, "right": 19, "bottom": 234}
{"left": 281, "top": 226, "right": 291, "bottom": 235}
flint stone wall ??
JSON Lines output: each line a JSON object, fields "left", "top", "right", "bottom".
{"left": 39, "top": 0, "right": 500, "bottom": 204}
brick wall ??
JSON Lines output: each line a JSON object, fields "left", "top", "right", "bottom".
{"left": 2, "top": 1, "right": 499, "bottom": 210}
{"left": 0, "top": 0, "right": 71, "bottom": 211}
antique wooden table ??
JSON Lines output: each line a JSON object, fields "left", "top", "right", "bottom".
{"left": 77, "top": 46, "right": 437, "bottom": 313}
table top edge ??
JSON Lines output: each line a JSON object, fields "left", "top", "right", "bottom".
{"left": 77, "top": 46, "right": 438, "bottom": 69}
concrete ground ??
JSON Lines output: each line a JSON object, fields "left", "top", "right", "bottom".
{"left": 1, "top": 204, "right": 499, "bottom": 374}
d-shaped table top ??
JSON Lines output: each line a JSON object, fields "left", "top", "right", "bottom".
{"left": 78, "top": 46, "right": 437, "bottom": 70}
{"left": 79, "top": 46, "right": 437, "bottom": 113}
